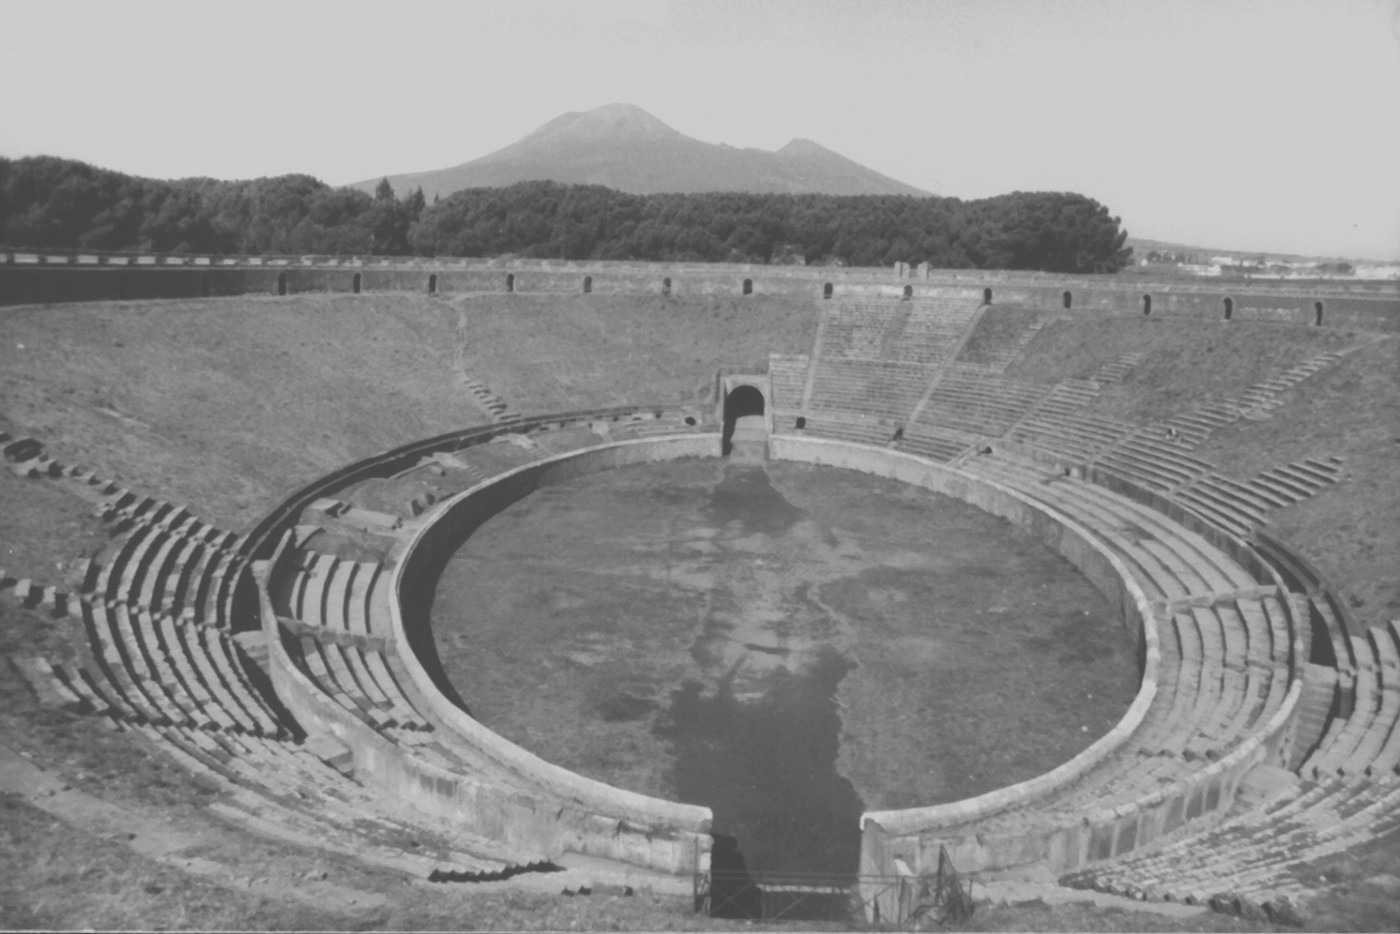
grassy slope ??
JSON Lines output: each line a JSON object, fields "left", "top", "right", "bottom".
{"left": 1197, "top": 334, "right": 1400, "bottom": 624}
{"left": 0, "top": 295, "right": 470, "bottom": 530}
{"left": 453, "top": 293, "right": 821, "bottom": 413}
{"left": 957, "top": 303, "right": 1042, "bottom": 364}
{"left": 1011, "top": 315, "right": 1398, "bottom": 624}
{"left": 1009, "top": 316, "right": 1363, "bottom": 418}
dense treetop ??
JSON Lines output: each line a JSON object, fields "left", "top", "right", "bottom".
{"left": 0, "top": 156, "right": 1132, "bottom": 273}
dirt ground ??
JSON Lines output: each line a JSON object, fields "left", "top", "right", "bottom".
{"left": 433, "top": 458, "right": 1137, "bottom": 875}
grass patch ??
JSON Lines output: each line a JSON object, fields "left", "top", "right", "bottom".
{"left": 452, "top": 293, "right": 820, "bottom": 413}
{"left": 957, "top": 304, "right": 1043, "bottom": 364}
{"left": 1198, "top": 335, "right": 1400, "bottom": 626}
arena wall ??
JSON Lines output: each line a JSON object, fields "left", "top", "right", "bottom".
{"left": 4, "top": 252, "right": 1396, "bottom": 330}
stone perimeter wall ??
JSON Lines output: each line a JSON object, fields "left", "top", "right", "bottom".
{"left": 2, "top": 251, "right": 1397, "bottom": 331}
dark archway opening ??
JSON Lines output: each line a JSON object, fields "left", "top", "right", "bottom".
{"left": 1062, "top": 290, "right": 1072, "bottom": 310}
{"left": 1314, "top": 301, "right": 1324, "bottom": 326}
{"left": 662, "top": 276, "right": 672, "bottom": 296}
{"left": 428, "top": 274, "right": 437, "bottom": 294}
{"left": 822, "top": 282, "right": 833, "bottom": 300}
{"left": 277, "top": 272, "right": 288, "bottom": 296}
{"left": 1142, "top": 294, "right": 1152, "bottom": 315}
{"left": 352, "top": 272, "right": 362, "bottom": 294}
{"left": 983, "top": 287, "right": 993, "bottom": 305}
{"left": 901, "top": 284, "right": 913, "bottom": 301}
{"left": 1223, "top": 297, "right": 1233, "bottom": 321}
{"left": 506, "top": 273, "right": 515, "bottom": 293}
{"left": 583, "top": 275, "right": 592, "bottom": 294}
{"left": 795, "top": 416, "right": 806, "bottom": 430}
{"left": 117, "top": 273, "right": 129, "bottom": 300}
{"left": 721, "top": 384, "right": 765, "bottom": 456}
{"left": 742, "top": 278, "right": 753, "bottom": 296}
{"left": 200, "top": 272, "right": 211, "bottom": 298}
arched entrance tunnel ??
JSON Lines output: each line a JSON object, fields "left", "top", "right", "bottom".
{"left": 721, "top": 384, "right": 765, "bottom": 456}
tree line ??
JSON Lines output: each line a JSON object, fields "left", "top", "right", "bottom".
{"left": 0, "top": 156, "right": 1133, "bottom": 273}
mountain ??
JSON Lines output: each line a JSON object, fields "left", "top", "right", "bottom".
{"left": 352, "top": 103, "right": 928, "bottom": 200}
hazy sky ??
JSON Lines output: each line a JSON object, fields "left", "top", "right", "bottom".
{"left": 3, "top": 0, "right": 1398, "bottom": 259}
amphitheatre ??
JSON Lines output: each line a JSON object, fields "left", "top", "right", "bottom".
{"left": 0, "top": 250, "right": 1398, "bottom": 930}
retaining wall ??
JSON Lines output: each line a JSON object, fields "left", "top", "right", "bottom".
{"left": 4, "top": 252, "right": 1396, "bottom": 330}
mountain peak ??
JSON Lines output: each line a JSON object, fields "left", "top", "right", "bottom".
{"left": 777, "top": 138, "right": 829, "bottom": 156}
{"left": 525, "top": 103, "right": 690, "bottom": 146}
{"left": 356, "top": 105, "right": 929, "bottom": 199}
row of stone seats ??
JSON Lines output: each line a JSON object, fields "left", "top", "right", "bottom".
{"left": 284, "top": 623, "right": 430, "bottom": 733}
{"left": 20, "top": 595, "right": 284, "bottom": 736}
{"left": 277, "top": 552, "right": 430, "bottom": 731}
{"left": 1089, "top": 352, "right": 1146, "bottom": 384}
{"left": 912, "top": 365, "right": 1046, "bottom": 437}
{"left": 1165, "top": 597, "right": 1293, "bottom": 762}
{"left": 1151, "top": 350, "right": 1353, "bottom": 449}
{"left": 894, "top": 426, "right": 976, "bottom": 463}
{"left": 1172, "top": 474, "right": 1275, "bottom": 537}
{"left": 966, "top": 458, "right": 1258, "bottom": 603}
{"left": 1301, "top": 621, "right": 1400, "bottom": 779}
{"left": 1065, "top": 773, "right": 1400, "bottom": 909}
{"left": 1004, "top": 385, "right": 1134, "bottom": 463}
{"left": 767, "top": 353, "right": 810, "bottom": 412}
{"left": 612, "top": 409, "right": 707, "bottom": 440}
{"left": 135, "top": 720, "right": 547, "bottom": 879}
{"left": 91, "top": 509, "right": 246, "bottom": 629}
{"left": 1090, "top": 428, "right": 1215, "bottom": 493}
{"left": 785, "top": 413, "right": 897, "bottom": 447}
{"left": 0, "top": 433, "right": 251, "bottom": 630}
{"left": 816, "top": 300, "right": 978, "bottom": 367}
{"left": 807, "top": 359, "right": 934, "bottom": 423}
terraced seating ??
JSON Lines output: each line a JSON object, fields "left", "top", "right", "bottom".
{"left": 768, "top": 353, "right": 810, "bottom": 411}
{"left": 1091, "top": 429, "right": 1214, "bottom": 492}
{"left": 789, "top": 413, "right": 896, "bottom": 447}
{"left": 1004, "top": 388, "right": 1133, "bottom": 464}
{"left": 1302, "top": 623, "right": 1400, "bottom": 779}
{"left": 1172, "top": 474, "right": 1274, "bottom": 537}
{"left": 275, "top": 551, "right": 431, "bottom": 732}
{"left": 911, "top": 365, "right": 1045, "bottom": 437}
{"left": 137, "top": 720, "right": 549, "bottom": 879}
{"left": 1152, "top": 351, "right": 1355, "bottom": 449}
{"left": 816, "top": 299, "right": 979, "bottom": 367}
{"left": 1090, "top": 352, "right": 1144, "bottom": 384}
{"left": 1065, "top": 773, "right": 1400, "bottom": 909}
{"left": 895, "top": 426, "right": 977, "bottom": 463}
{"left": 965, "top": 458, "right": 1259, "bottom": 603}
{"left": 807, "top": 359, "right": 933, "bottom": 422}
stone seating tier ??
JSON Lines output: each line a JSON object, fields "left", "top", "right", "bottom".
{"left": 912, "top": 369, "right": 1046, "bottom": 437}
{"left": 767, "top": 353, "right": 810, "bottom": 411}
{"left": 894, "top": 428, "right": 973, "bottom": 463}
{"left": 807, "top": 359, "right": 936, "bottom": 422}
{"left": 137, "top": 722, "right": 543, "bottom": 878}
{"left": 1064, "top": 775, "right": 1400, "bottom": 907}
